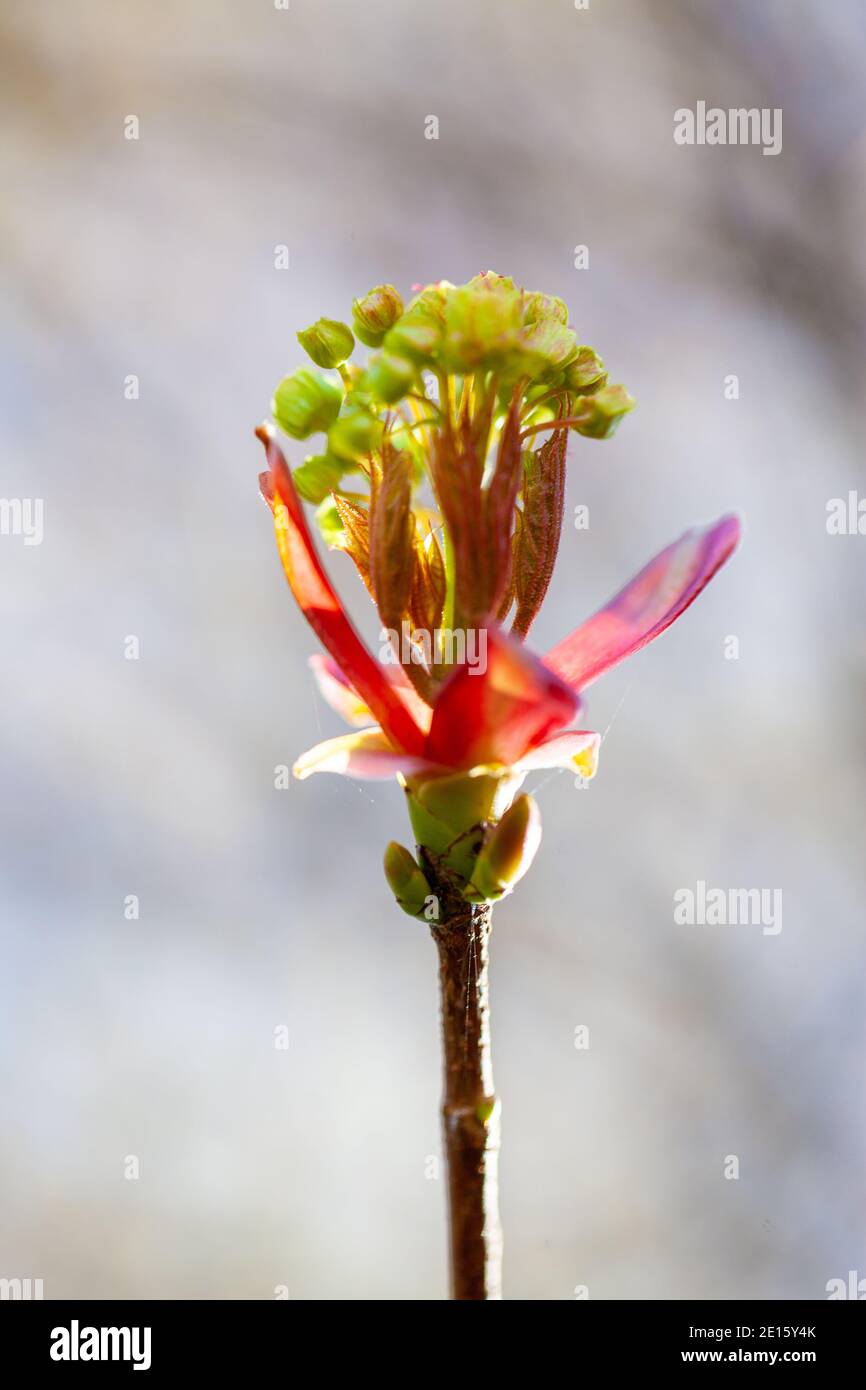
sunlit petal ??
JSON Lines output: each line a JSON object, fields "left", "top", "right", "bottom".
{"left": 293, "top": 728, "right": 443, "bottom": 781}
{"left": 545, "top": 514, "right": 740, "bottom": 691}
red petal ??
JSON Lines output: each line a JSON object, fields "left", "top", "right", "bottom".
{"left": 257, "top": 428, "right": 429, "bottom": 754}
{"left": 425, "top": 625, "right": 579, "bottom": 769}
{"left": 545, "top": 514, "right": 740, "bottom": 691}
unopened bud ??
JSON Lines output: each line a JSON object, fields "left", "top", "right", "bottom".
{"left": 522, "top": 317, "right": 579, "bottom": 379}
{"left": 469, "top": 794, "right": 542, "bottom": 901}
{"left": 272, "top": 368, "right": 342, "bottom": 439}
{"left": 384, "top": 841, "right": 432, "bottom": 917}
{"left": 385, "top": 318, "right": 441, "bottom": 361}
{"left": 384, "top": 282, "right": 450, "bottom": 361}
{"left": 328, "top": 403, "right": 385, "bottom": 461}
{"left": 442, "top": 275, "right": 523, "bottom": 373}
{"left": 563, "top": 346, "right": 607, "bottom": 393}
{"left": 292, "top": 452, "right": 347, "bottom": 505}
{"left": 523, "top": 291, "right": 568, "bottom": 326}
{"left": 297, "top": 317, "right": 355, "bottom": 369}
{"left": 569, "top": 383, "right": 635, "bottom": 439}
{"left": 365, "top": 352, "right": 418, "bottom": 405}
{"left": 352, "top": 284, "right": 404, "bottom": 347}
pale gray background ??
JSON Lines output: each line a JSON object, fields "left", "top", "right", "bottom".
{"left": 1, "top": 0, "right": 864, "bottom": 1299}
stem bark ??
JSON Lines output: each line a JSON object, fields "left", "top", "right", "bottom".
{"left": 426, "top": 875, "right": 502, "bottom": 1300}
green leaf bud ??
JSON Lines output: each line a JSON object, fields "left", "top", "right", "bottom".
{"left": 383, "top": 841, "right": 433, "bottom": 918}
{"left": 469, "top": 794, "right": 542, "bottom": 901}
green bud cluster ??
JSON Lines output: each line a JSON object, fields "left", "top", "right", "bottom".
{"left": 270, "top": 273, "right": 634, "bottom": 550}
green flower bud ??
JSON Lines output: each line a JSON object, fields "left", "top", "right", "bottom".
{"left": 314, "top": 494, "right": 345, "bottom": 546}
{"left": 384, "top": 318, "right": 441, "bottom": 361}
{"left": 468, "top": 270, "right": 518, "bottom": 295}
{"left": 569, "top": 383, "right": 635, "bottom": 439}
{"left": 380, "top": 285, "right": 447, "bottom": 363}
{"left": 383, "top": 841, "right": 433, "bottom": 918}
{"left": 442, "top": 274, "right": 523, "bottom": 373}
{"left": 292, "top": 452, "right": 347, "bottom": 505}
{"left": 296, "top": 317, "right": 355, "bottom": 369}
{"left": 272, "top": 368, "right": 342, "bottom": 439}
{"left": 365, "top": 352, "right": 418, "bottom": 405}
{"left": 521, "top": 318, "right": 579, "bottom": 380}
{"left": 523, "top": 291, "right": 568, "bottom": 327}
{"left": 403, "top": 282, "right": 454, "bottom": 317}
{"left": 468, "top": 794, "right": 542, "bottom": 901}
{"left": 352, "top": 284, "right": 404, "bottom": 347}
{"left": 563, "top": 346, "right": 607, "bottom": 393}
{"left": 328, "top": 403, "right": 384, "bottom": 461}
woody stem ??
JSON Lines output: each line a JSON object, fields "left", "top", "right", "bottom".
{"left": 425, "top": 870, "right": 502, "bottom": 1300}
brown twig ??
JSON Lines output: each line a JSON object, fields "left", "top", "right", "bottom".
{"left": 422, "top": 855, "right": 502, "bottom": 1300}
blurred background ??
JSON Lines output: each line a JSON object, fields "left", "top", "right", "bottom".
{"left": 1, "top": 0, "right": 864, "bottom": 1300}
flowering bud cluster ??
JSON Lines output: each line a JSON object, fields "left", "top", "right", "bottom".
{"left": 270, "top": 273, "right": 634, "bottom": 692}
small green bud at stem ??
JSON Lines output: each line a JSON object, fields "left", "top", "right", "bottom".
{"left": 384, "top": 841, "right": 433, "bottom": 918}
{"left": 469, "top": 794, "right": 542, "bottom": 901}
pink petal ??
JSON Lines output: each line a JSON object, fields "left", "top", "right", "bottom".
{"left": 514, "top": 729, "right": 600, "bottom": 777}
{"left": 425, "top": 625, "right": 580, "bottom": 770}
{"left": 293, "top": 728, "right": 444, "bottom": 781}
{"left": 545, "top": 514, "right": 740, "bottom": 691}
{"left": 308, "top": 655, "right": 373, "bottom": 727}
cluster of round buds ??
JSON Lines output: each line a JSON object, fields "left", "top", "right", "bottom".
{"left": 271, "top": 272, "right": 634, "bottom": 555}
